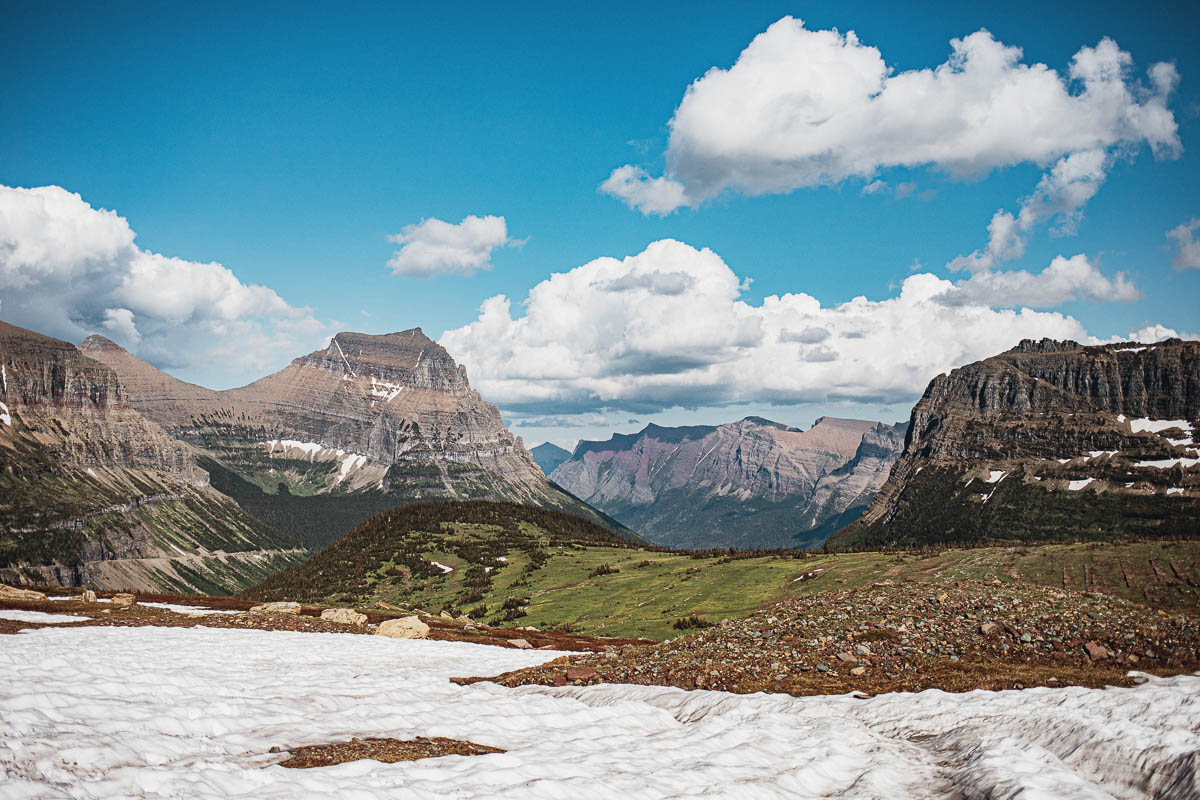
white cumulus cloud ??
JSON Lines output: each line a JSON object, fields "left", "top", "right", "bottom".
{"left": 937, "top": 253, "right": 1140, "bottom": 307}
{"left": 1167, "top": 218, "right": 1200, "bottom": 270}
{"left": 440, "top": 239, "right": 1140, "bottom": 416}
{"left": 387, "top": 215, "right": 516, "bottom": 277}
{"left": 602, "top": 18, "right": 1179, "bottom": 214}
{"left": 0, "top": 184, "right": 331, "bottom": 387}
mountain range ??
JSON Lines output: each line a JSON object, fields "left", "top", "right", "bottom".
{"left": 549, "top": 416, "right": 907, "bottom": 549}
{"left": 1, "top": 321, "right": 629, "bottom": 592}
{"left": 0, "top": 321, "right": 305, "bottom": 592}
{"left": 830, "top": 338, "right": 1199, "bottom": 548}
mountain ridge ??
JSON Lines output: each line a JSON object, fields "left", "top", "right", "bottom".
{"left": 551, "top": 415, "right": 906, "bottom": 549}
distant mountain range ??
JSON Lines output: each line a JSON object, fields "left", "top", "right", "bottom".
{"left": 549, "top": 416, "right": 907, "bottom": 549}
{"left": 829, "top": 338, "right": 1199, "bottom": 548}
{"left": 1, "top": 321, "right": 628, "bottom": 592}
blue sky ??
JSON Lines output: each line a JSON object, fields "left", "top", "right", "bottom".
{"left": 2, "top": 1, "right": 1198, "bottom": 448}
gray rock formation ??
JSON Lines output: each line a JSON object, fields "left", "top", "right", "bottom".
{"left": 830, "top": 338, "right": 1200, "bottom": 548}
{"left": 0, "top": 321, "right": 306, "bottom": 592}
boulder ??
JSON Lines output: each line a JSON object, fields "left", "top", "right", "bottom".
{"left": 0, "top": 584, "right": 47, "bottom": 601}
{"left": 979, "top": 622, "right": 998, "bottom": 635}
{"left": 507, "top": 638, "right": 533, "bottom": 649}
{"left": 566, "top": 668, "right": 598, "bottom": 681}
{"left": 110, "top": 593, "right": 137, "bottom": 608}
{"left": 320, "top": 607, "right": 367, "bottom": 626}
{"left": 1084, "top": 641, "right": 1108, "bottom": 660}
{"left": 250, "top": 601, "right": 301, "bottom": 615}
{"left": 376, "top": 616, "right": 430, "bottom": 639}
{"left": 80, "top": 589, "right": 98, "bottom": 603}
{"left": 850, "top": 666, "right": 867, "bottom": 676}
{"left": 836, "top": 651, "right": 856, "bottom": 663}
{"left": 439, "top": 611, "right": 453, "bottom": 620}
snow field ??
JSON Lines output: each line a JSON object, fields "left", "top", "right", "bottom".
{"left": 1, "top": 625, "right": 1198, "bottom": 798}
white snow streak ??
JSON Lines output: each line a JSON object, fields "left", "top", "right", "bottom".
{"left": 0, "top": 401, "right": 10, "bottom": 427}
{"left": 1068, "top": 478, "right": 1095, "bottom": 491}
{"left": 1167, "top": 488, "right": 1185, "bottom": 496}
{"left": 1, "top": 626, "right": 1198, "bottom": 799}
{"left": 1135, "top": 457, "right": 1200, "bottom": 470}
{"left": 368, "top": 376, "right": 405, "bottom": 401}
{"left": 430, "top": 561, "right": 455, "bottom": 574}
{"left": 985, "top": 470, "right": 1007, "bottom": 484}
{"left": 0, "top": 610, "right": 87, "bottom": 624}
{"left": 1130, "top": 418, "right": 1194, "bottom": 435}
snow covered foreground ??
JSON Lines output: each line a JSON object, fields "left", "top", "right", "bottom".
{"left": 2, "top": 626, "right": 1198, "bottom": 799}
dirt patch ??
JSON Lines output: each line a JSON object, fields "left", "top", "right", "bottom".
{"left": 276, "top": 737, "right": 503, "bottom": 768}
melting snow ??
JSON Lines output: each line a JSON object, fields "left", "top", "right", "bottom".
{"left": 266, "top": 439, "right": 327, "bottom": 459}
{"left": 1167, "top": 488, "right": 1185, "bottom": 496}
{"left": 0, "top": 401, "right": 10, "bottom": 427}
{"left": 368, "top": 376, "right": 405, "bottom": 401}
{"left": 0, "top": 610, "right": 87, "bottom": 624}
{"left": 335, "top": 453, "right": 368, "bottom": 483}
{"left": 1068, "top": 478, "right": 1095, "bottom": 491}
{"left": 496, "top": 557, "right": 508, "bottom": 563}
{"left": 430, "top": 561, "right": 455, "bottom": 574}
{"left": 139, "top": 603, "right": 242, "bottom": 616}
{"left": 1056, "top": 458, "right": 1073, "bottom": 464}
{"left": 1, "top": 626, "right": 1199, "bottom": 798}
{"left": 1086, "top": 451, "right": 1117, "bottom": 460}
{"left": 1130, "top": 418, "right": 1194, "bottom": 435}
{"left": 1135, "top": 458, "right": 1200, "bottom": 470}
{"left": 1113, "top": 346, "right": 1146, "bottom": 353}
{"left": 1117, "top": 414, "right": 1126, "bottom": 423}
{"left": 985, "top": 470, "right": 1007, "bottom": 484}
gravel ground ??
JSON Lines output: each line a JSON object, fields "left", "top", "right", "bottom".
{"left": 458, "top": 579, "right": 1200, "bottom": 696}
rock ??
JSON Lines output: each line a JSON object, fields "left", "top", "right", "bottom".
{"left": 507, "top": 638, "right": 533, "bottom": 649}
{"left": 110, "top": 593, "right": 137, "bottom": 608}
{"left": 1084, "top": 641, "right": 1108, "bottom": 660}
{"left": 816, "top": 664, "right": 830, "bottom": 672}
{"left": 250, "top": 601, "right": 300, "bottom": 615}
{"left": 439, "top": 611, "right": 453, "bottom": 619}
{"left": 936, "top": 593, "right": 949, "bottom": 604}
{"left": 320, "top": 608, "right": 367, "bottom": 626}
{"left": 1020, "top": 632, "right": 1033, "bottom": 643}
{"left": 80, "top": 589, "right": 98, "bottom": 603}
{"left": 455, "top": 615, "right": 473, "bottom": 624}
{"left": 566, "top": 668, "right": 597, "bottom": 681}
{"left": 0, "top": 584, "right": 47, "bottom": 601}
{"left": 855, "top": 644, "right": 871, "bottom": 656}
{"left": 836, "top": 651, "right": 857, "bottom": 663}
{"left": 980, "top": 622, "right": 998, "bottom": 635}
{"left": 850, "top": 666, "right": 867, "bottom": 676}
{"left": 376, "top": 616, "right": 430, "bottom": 639}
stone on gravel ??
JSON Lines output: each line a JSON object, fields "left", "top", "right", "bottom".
{"left": 250, "top": 602, "right": 300, "bottom": 615}
{"left": 0, "top": 584, "right": 47, "bottom": 601}
{"left": 566, "top": 668, "right": 598, "bottom": 681}
{"left": 508, "top": 638, "right": 533, "bottom": 649}
{"left": 320, "top": 608, "right": 367, "bottom": 626}
{"left": 980, "top": 623, "right": 998, "bottom": 635}
{"left": 377, "top": 616, "right": 430, "bottom": 639}
{"left": 1084, "top": 641, "right": 1108, "bottom": 660}
{"left": 850, "top": 666, "right": 867, "bottom": 676}
{"left": 836, "top": 652, "right": 856, "bottom": 663}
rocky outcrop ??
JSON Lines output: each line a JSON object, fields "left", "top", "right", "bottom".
{"left": 89, "top": 329, "right": 589, "bottom": 505}
{"left": 377, "top": 615, "right": 429, "bottom": 639}
{"left": 550, "top": 416, "right": 906, "bottom": 549}
{"left": 0, "top": 321, "right": 307, "bottom": 593}
{"left": 830, "top": 339, "right": 1200, "bottom": 548}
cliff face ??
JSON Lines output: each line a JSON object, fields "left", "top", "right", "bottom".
{"left": 84, "top": 329, "right": 627, "bottom": 543}
{"left": 0, "top": 321, "right": 305, "bottom": 592}
{"left": 550, "top": 416, "right": 906, "bottom": 549}
{"left": 830, "top": 339, "right": 1200, "bottom": 548}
